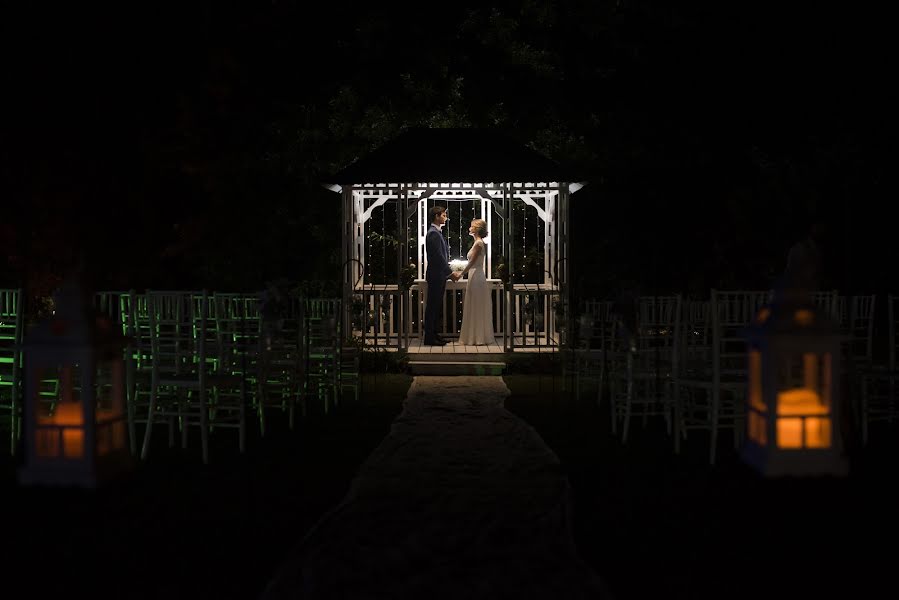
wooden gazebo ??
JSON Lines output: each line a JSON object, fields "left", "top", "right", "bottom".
{"left": 324, "top": 128, "right": 585, "bottom": 353}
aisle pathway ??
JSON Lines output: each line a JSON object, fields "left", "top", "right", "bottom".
{"left": 261, "top": 376, "right": 609, "bottom": 599}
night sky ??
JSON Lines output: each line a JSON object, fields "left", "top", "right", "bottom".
{"left": 2, "top": 2, "right": 894, "bottom": 297}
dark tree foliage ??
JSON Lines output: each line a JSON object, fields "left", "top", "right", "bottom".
{"left": 2, "top": 1, "right": 892, "bottom": 299}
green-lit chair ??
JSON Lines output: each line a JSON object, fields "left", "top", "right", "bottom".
{"left": 304, "top": 297, "right": 342, "bottom": 321}
{"left": 255, "top": 294, "right": 307, "bottom": 433}
{"left": 213, "top": 292, "right": 261, "bottom": 424}
{"left": 140, "top": 291, "right": 247, "bottom": 463}
{"left": 0, "top": 288, "right": 24, "bottom": 454}
{"left": 95, "top": 290, "right": 142, "bottom": 452}
{"left": 305, "top": 301, "right": 341, "bottom": 414}
{"left": 338, "top": 346, "right": 361, "bottom": 403}
{"left": 122, "top": 292, "right": 156, "bottom": 455}
{"left": 94, "top": 290, "right": 133, "bottom": 335}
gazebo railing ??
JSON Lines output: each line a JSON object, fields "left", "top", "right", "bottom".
{"left": 508, "top": 285, "right": 562, "bottom": 350}
{"left": 350, "top": 281, "right": 560, "bottom": 350}
{"left": 351, "top": 286, "right": 406, "bottom": 350}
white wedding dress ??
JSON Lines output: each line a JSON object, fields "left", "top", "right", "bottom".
{"left": 459, "top": 239, "right": 495, "bottom": 345}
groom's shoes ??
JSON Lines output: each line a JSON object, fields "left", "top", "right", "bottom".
{"left": 424, "top": 338, "right": 447, "bottom": 346}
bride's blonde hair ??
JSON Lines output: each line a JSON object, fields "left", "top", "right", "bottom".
{"left": 471, "top": 218, "right": 488, "bottom": 239}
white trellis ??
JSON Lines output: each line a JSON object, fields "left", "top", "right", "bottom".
{"left": 325, "top": 130, "right": 584, "bottom": 353}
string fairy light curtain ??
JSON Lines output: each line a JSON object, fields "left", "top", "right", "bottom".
{"left": 362, "top": 199, "right": 403, "bottom": 285}
{"left": 511, "top": 197, "right": 547, "bottom": 283}
{"left": 381, "top": 204, "right": 387, "bottom": 283}
{"left": 414, "top": 193, "right": 528, "bottom": 281}
{"left": 523, "top": 199, "right": 527, "bottom": 281}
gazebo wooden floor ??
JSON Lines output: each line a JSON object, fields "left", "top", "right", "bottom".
{"left": 364, "top": 337, "right": 558, "bottom": 354}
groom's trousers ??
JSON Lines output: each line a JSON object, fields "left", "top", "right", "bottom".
{"left": 423, "top": 277, "right": 447, "bottom": 341}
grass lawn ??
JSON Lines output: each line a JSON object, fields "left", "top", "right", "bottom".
{"left": 1, "top": 373, "right": 411, "bottom": 599}
{"left": 2, "top": 371, "right": 896, "bottom": 599}
{"left": 503, "top": 373, "right": 899, "bottom": 600}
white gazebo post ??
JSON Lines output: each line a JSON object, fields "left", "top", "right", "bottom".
{"left": 397, "top": 185, "right": 409, "bottom": 349}
{"left": 504, "top": 183, "right": 514, "bottom": 352}
{"left": 339, "top": 184, "right": 356, "bottom": 339}
{"left": 559, "top": 184, "right": 571, "bottom": 346}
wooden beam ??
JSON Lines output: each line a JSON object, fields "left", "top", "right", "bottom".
{"left": 360, "top": 196, "right": 391, "bottom": 224}
{"left": 350, "top": 182, "right": 559, "bottom": 192}
{"left": 519, "top": 194, "right": 548, "bottom": 223}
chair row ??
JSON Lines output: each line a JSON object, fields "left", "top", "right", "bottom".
{"left": 0, "top": 288, "right": 359, "bottom": 461}
{"left": 571, "top": 291, "right": 899, "bottom": 463}
{"left": 0, "top": 289, "right": 24, "bottom": 455}
{"left": 109, "top": 291, "right": 355, "bottom": 463}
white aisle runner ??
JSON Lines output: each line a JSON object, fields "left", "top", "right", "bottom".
{"left": 261, "top": 376, "right": 610, "bottom": 599}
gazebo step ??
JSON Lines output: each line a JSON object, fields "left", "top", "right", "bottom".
{"left": 408, "top": 361, "right": 506, "bottom": 376}
{"left": 408, "top": 353, "right": 503, "bottom": 363}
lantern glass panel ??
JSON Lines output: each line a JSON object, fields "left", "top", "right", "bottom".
{"left": 34, "top": 365, "right": 85, "bottom": 459}
{"left": 748, "top": 350, "right": 767, "bottom": 446}
{"left": 775, "top": 352, "right": 833, "bottom": 449}
{"left": 32, "top": 360, "right": 127, "bottom": 460}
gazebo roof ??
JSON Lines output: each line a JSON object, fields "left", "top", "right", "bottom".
{"left": 325, "top": 128, "right": 581, "bottom": 186}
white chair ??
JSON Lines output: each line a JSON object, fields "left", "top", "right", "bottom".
{"left": 675, "top": 290, "right": 768, "bottom": 464}
{"left": 675, "top": 298, "right": 711, "bottom": 453}
{"left": 811, "top": 289, "right": 840, "bottom": 321}
{"left": 610, "top": 295, "right": 682, "bottom": 444}
{"left": 836, "top": 294, "right": 848, "bottom": 327}
{"left": 860, "top": 295, "right": 899, "bottom": 444}
{"left": 843, "top": 294, "right": 877, "bottom": 427}
{"left": 305, "top": 303, "right": 341, "bottom": 414}
{"left": 573, "top": 300, "right": 614, "bottom": 407}
{"left": 848, "top": 295, "right": 877, "bottom": 368}
{"left": 256, "top": 294, "right": 308, "bottom": 429}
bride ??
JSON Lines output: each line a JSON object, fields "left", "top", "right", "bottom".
{"left": 457, "top": 218, "right": 495, "bottom": 345}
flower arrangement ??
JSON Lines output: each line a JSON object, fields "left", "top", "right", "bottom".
{"left": 400, "top": 263, "right": 416, "bottom": 291}
{"left": 552, "top": 298, "right": 568, "bottom": 331}
{"left": 494, "top": 256, "right": 511, "bottom": 287}
{"left": 449, "top": 259, "right": 468, "bottom": 273}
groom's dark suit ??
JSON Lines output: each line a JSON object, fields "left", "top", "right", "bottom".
{"left": 424, "top": 223, "right": 451, "bottom": 343}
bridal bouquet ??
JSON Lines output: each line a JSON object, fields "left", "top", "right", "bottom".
{"left": 449, "top": 259, "right": 468, "bottom": 272}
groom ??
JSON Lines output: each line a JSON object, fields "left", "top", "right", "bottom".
{"left": 423, "top": 205, "right": 460, "bottom": 345}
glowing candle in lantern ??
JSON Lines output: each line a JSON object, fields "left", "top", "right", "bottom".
{"left": 776, "top": 389, "right": 831, "bottom": 449}
{"left": 54, "top": 402, "right": 85, "bottom": 458}
{"left": 37, "top": 402, "right": 85, "bottom": 458}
